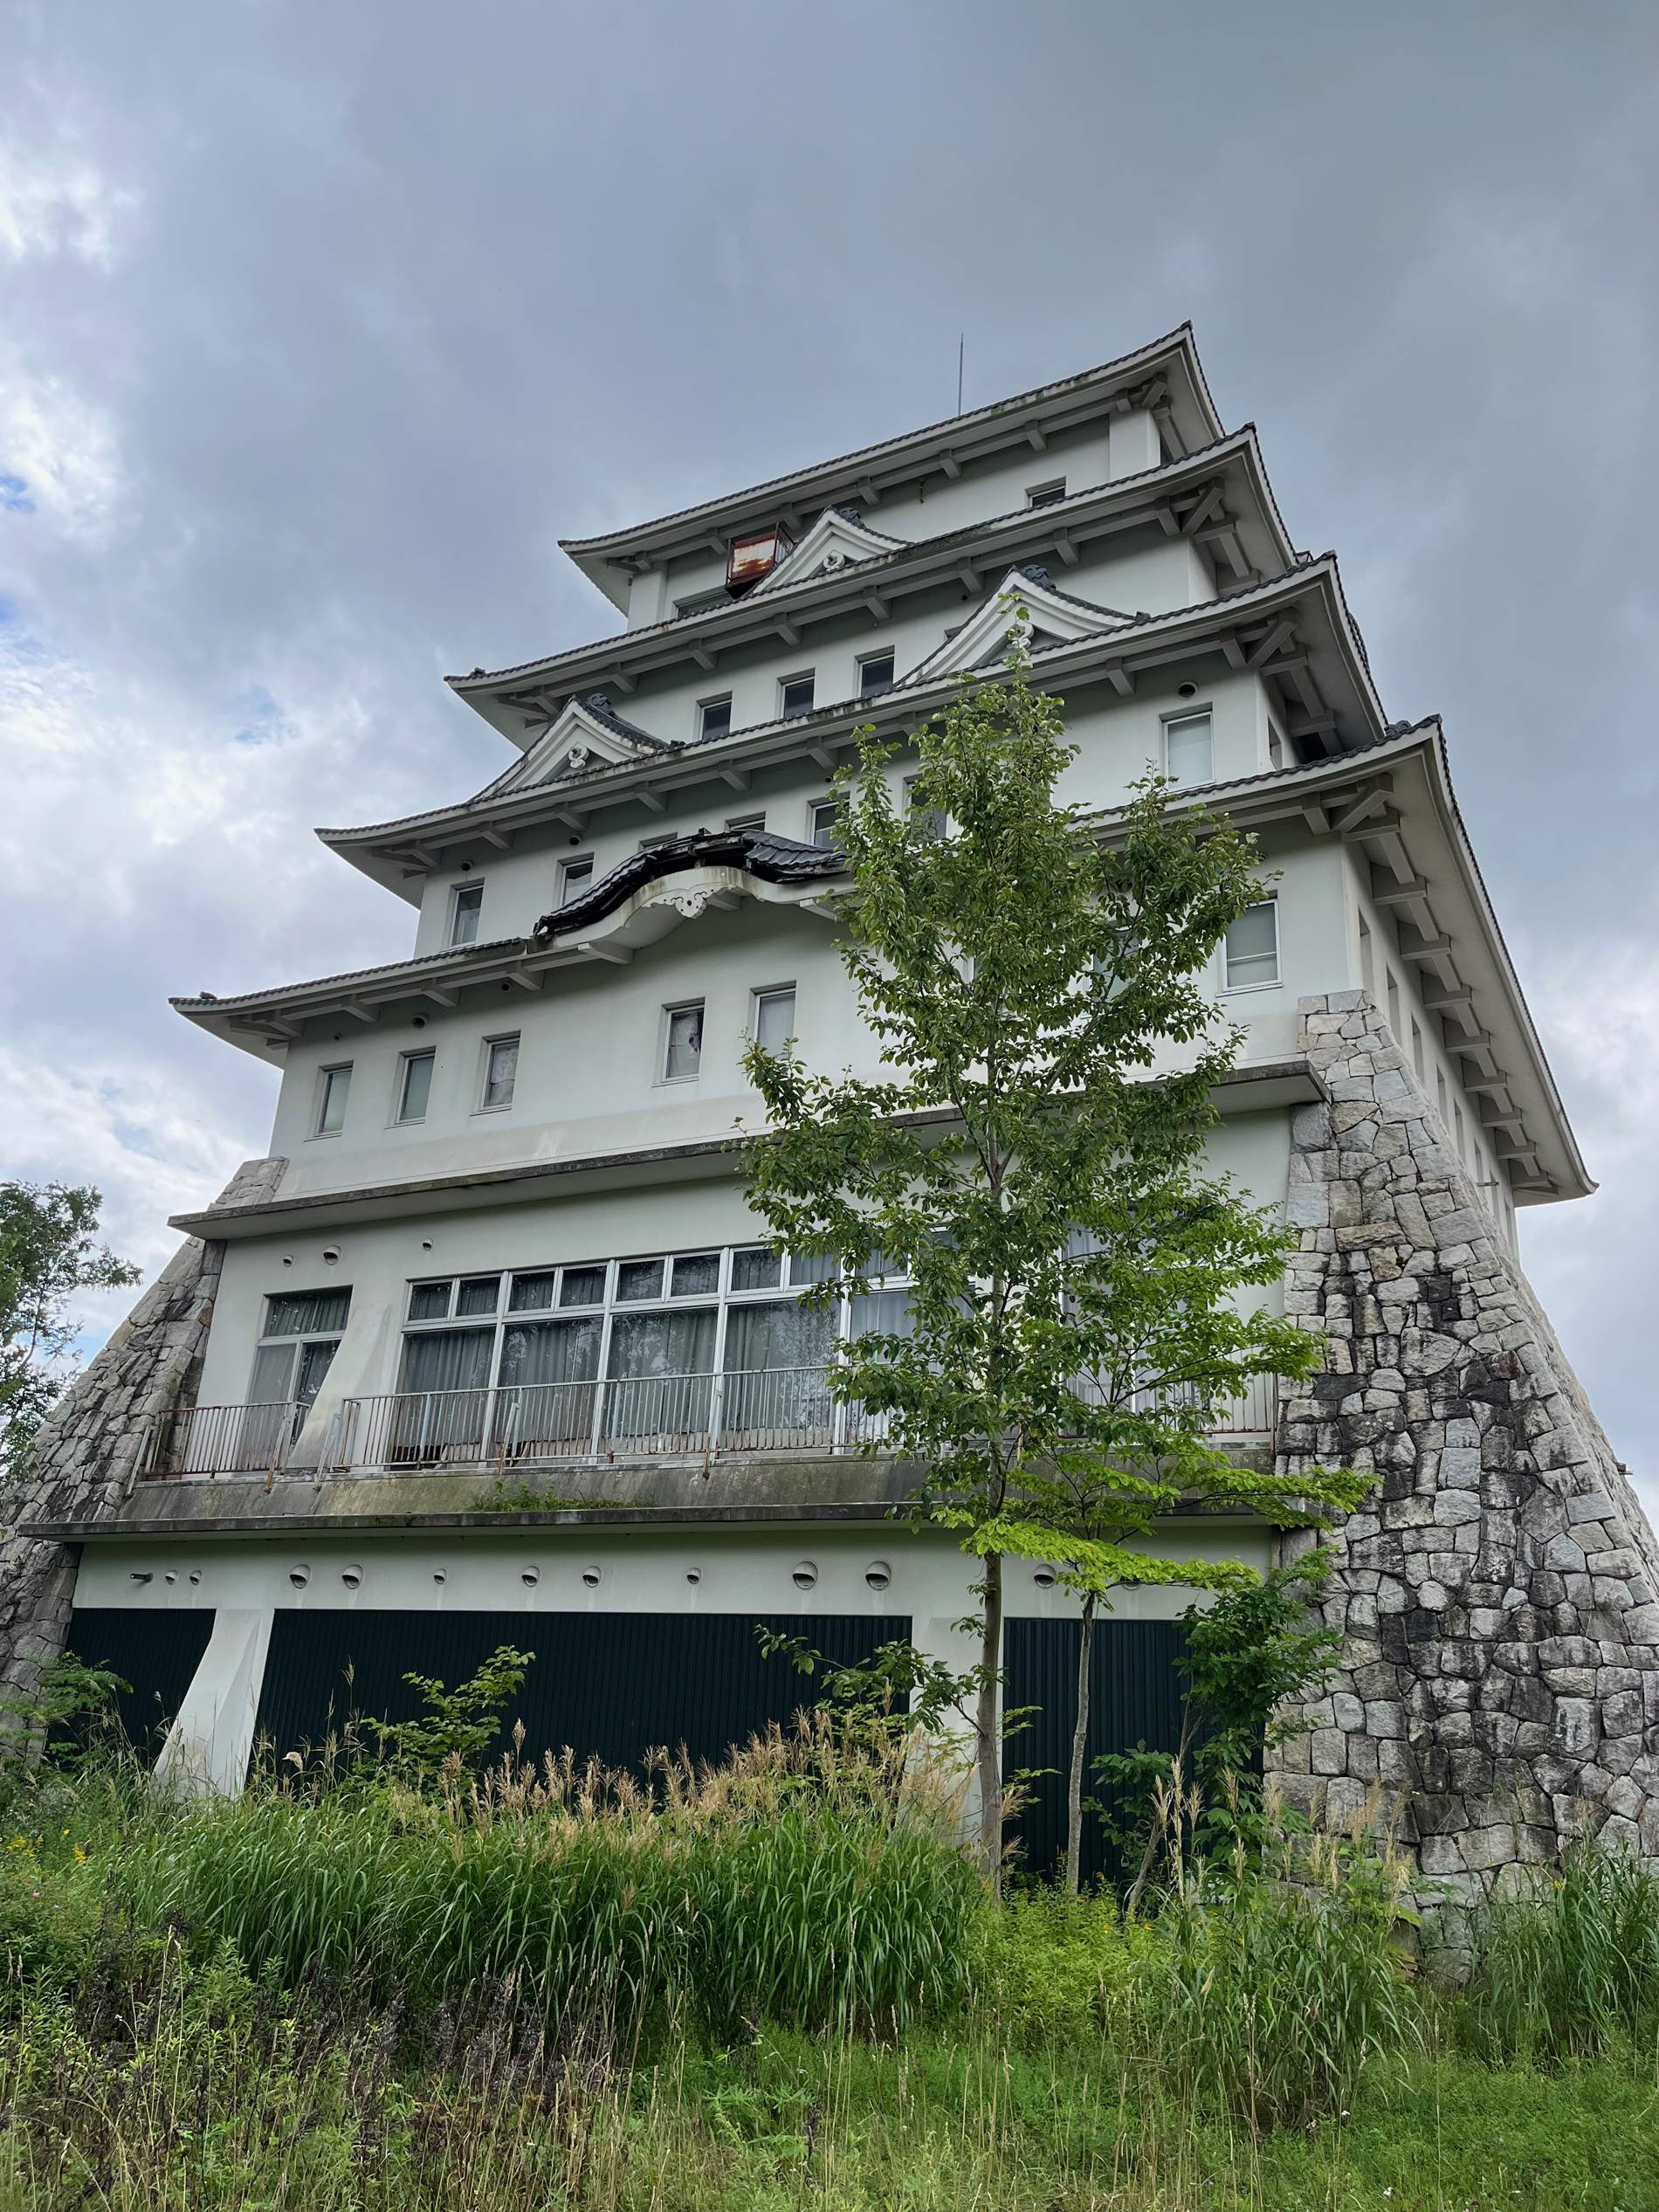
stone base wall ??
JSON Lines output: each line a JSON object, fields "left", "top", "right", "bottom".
{"left": 0, "top": 1159, "right": 282, "bottom": 1712}
{"left": 1270, "top": 994, "right": 1659, "bottom": 1899}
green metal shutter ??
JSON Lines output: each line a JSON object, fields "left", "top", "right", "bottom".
{"left": 64, "top": 1605, "right": 217, "bottom": 1758}
{"left": 1003, "top": 1617, "right": 1189, "bottom": 1885}
{"left": 254, "top": 1610, "right": 909, "bottom": 1777}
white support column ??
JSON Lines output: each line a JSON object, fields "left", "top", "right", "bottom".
{"left": 1107, "top": 409, "right": 1160, "bottom": 480}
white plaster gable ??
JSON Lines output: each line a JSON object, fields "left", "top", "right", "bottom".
{"left": 754, "top": 506, "right": 907, "bottom": 595}
{"left": 499, "top": 693, "right": 675, "bottom": 793}
{"left": 906, "top": 565, "right": 1132, "bottom": 684}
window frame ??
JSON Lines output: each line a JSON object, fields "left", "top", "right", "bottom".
{"left": 1221, "top": 893, "right": 1281, "bottom": 995}
{"left": 807, "top": 797, "right": 840, "bottom": 849}
{"left": 476, "top": 1032, "right": 520, "bottom": 1115}
{"left": 778, "top": 670, "right": 816, "bottom": 719}
{"left": 1026, "top": 477, "right": 1067, "bottom": 508}
{"left": 313, "top": 1062, "right": 353, "bottom": 1139}
{"left": 249, "top": 1288, "right": 352, "bottom": 1409}
{"left": 725, "top": 810, "right": 767, "bottom": 833}
{"left": 698, "top": 692, "right": 733, "bottom": 742}
{"left": 658, "top": 997, "right": 706, "bottom": 1086}
{"left": 448, "top": 879, "right": 485, "bottom": 947}
{"left": 1160, "top": 706, "right": 1214, "bottom": 789}
{"left": 557, "top": 855, "right": 594, "bottom": 906}
{"left": 857, "top": 648, "right": 896, "bottom": 699}
{"left": 751, "top": 983, "right": 796, "bottom": 1052}
{"left": 394, "top": 1048, "right": 436, "bottom": 1127}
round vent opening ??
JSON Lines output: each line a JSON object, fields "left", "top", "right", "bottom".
{"left": 685, "top": 1568, "right": 702, "bottom": 1585}
{"left": 289, "top": 1565, "right": 311, "bottom": 1590}
{"left": 791, "top": 1560, "right": 819, "bottom": 1591}
{"left": 1032, "top": 1563, "right": 1057, "bottom": 1589}
{"left": 864, "top": 1560, "right": 891, "bottom": 1591}
{"left": 341, "top": 1565, "right": 363, "bottom": 1590}
{"left": 520, "top": 1567, "right": 540, "bottom": 1588}
{"left": 581, "top": 1565, "right": 602, "bottom": 1588}
{"left": 432, "top": 1568, "right": 448, "bottom": 1584}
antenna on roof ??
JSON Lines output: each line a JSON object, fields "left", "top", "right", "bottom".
{"left": 956, "top": 334, "right": 965, "bottom": 415}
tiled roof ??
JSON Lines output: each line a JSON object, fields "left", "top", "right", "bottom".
{"left": 537, "top": 827, "right": 843, "bottom": 939}
{"left": 170, "top": 936, "right": 527, "bottom": 1016}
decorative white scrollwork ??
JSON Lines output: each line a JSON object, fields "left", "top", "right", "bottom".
{"left": 645, "top": 885, "right": 713, "bottom": 920}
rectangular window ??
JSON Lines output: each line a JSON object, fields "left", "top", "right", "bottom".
{"left": 1163, "top": 711, "right": 1213, "bottom": 787}
{"left": 730, "top": 1246, "right": 781, "bottom": 1292}
{"left": 780, "top": 672, "right": 816, "bottom": 718}
{"left": 1359, "top": 913, "right": 1374, "bottom": 996}
{"left": 558, "top": 856, "right": 593, "bottom": 905}
{"left": 616, "top": 1258, "right": 664, "bottom": 1302}
{"left": 456, "top": 1275, "right": 501, "bottom": 1317}
{"left": 726, "top": 811, "right": 766, "bottom": 833}
{"left": 699, "top": 694, "right": 733, "bottom": 741}
{"left": 639, "top": 832, "right": 678, "bottom": 851}
{"left": 450, "top": 880, "right": 484, "bottom": 946}
{"left": 560, "top": 1264, "right": 606, "bottom": 1307}
{"left": 753, "top": 986, "right": 795, "bottom": 1052}
{"left": 316, "top": 1064, "right": 352, "bottom": 1136}
{"left": 905, "top": 775, "right": 947, "bottom": 842}
{"left": 1386, "top": 970, "right": 1402, "bottom": 1041}
{"left": 1436, "top": 1069, "right": 1449, "bottom": 1122}
{"left": 662, "top": 1001, "right": 704, "bottom": 1082}
{"left": 396, "top": 1051, "right": 434, "bottom": 1125}
{"left": 1223, "top": 899, "right": 1279, "bottom": 990}
{"left": 1455, "top": 1099, "right": 1467, "bottom": 1161}
{"left": 1027, "top": 478, "right": 1067, "bottom": 508}
{"left": 1410, "top": 1018, "right": 1425, "bottom": 1078}
{"left": 808, "top": 798, "right": 840, "bottom": 849}
{"left": 408, "top": 1280, "right": 452, "bottom": 1321}
{"left": 671, "top": 1252, "right": 720, "bottom": 1297}
{"left": 857, "top": 650, "right": 895, "bottom": 698}
{"left": 250, "top": 1290, "right": 351, "bottom": 1418}
{"left": 265, "top": 1289, "right": 352, "bottom": 1338}
{"left": 480, "top": 1035, "right": 519, "bottom": 1112}
{"left": 508, "top": 1271, "right": 558, "bottom": 1313}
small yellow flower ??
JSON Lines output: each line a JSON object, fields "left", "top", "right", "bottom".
{"left": 5, "top": 1836, "right": 28, "bottom": 1853}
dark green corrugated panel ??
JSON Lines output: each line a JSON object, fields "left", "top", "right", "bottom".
{"left": 254, "top": 1610, "right": 909, "bottom": 1776}
{"left": 64, "top": 1606, "right": 216, "bottom": 1758}
{"left": 1004, "top": 1617, "right": 1189, "bottom": 1886}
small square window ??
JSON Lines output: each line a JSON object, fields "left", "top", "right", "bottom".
{"left": 481, "top": 1035, "right": 519, "bottom": 1111}
{"left": 616, "top": 1258, "right": 664, "bottom": 1302}
{"left": 730, "top": 1246, "right": 781, "bottom": 1292}
{"left": 1163, "top": 711, "right": 1213, "bottom": 788}
{"left": 1223, "top": 899, "right": 1279, "bottom": 990}
{"left": 662, "top": 1001, "right": 704, "bottom": 1082}
{"left": 1027, "top": 479, "right": 1067, "bottom": 508}
{"left": 671, "top": 1252, "right": 720, "bottom": 1297}
{"left": 808, "top": 798, "right": 840, "bottom": 850}
{"left": 857, "top": 651, "right": 895, "bottom": 699}
{"left": 396, "top": 1051, "right": 434, "bottom": 1125}
{"left": 726, "top": 811, "right": 766, "bottom": 833}
{"left": 508, "top": 1271, "right": 557, "bottom": 1313}
{"left": 409, "top": 1280, "right": 452, "bottom": 1321}
{"left": 753, "top": 986, "right": 795, "bottom": 1052}
{"left": 451, "top": 880, "right": 484, "bottom": 946}
{"left": 780, "top": 672, "right": 816, "bottom": 718}
{"left": 456, "top": 1275, "right": 501, "bottom": 1317}
{"left": 560, "top": 1264, "right": 606, "bottom": 1307}
{"left": 316, "top": 1064, "right": 352, "bottom": 1136}
{"left": 699, "top": 694, "right": 733, "bottom": 741}
{"left": 559, "top": 856, "right": 593, "bottom": 906}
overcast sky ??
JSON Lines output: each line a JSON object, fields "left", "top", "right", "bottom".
{"left": 3, "top": 3, "right": 1656, "bottom": 1506}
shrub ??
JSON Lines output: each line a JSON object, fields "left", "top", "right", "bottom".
{"left": 1461, "top": 1836, "right": 1659, "bottom": 2065}
{"left": 970, "top": 1887, "right": 1163, "bottom": 2045}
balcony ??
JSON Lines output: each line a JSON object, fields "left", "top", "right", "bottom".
{"left": 140, "top": 1369, "right": 1280, "bottom": 1483}
{"left": 142, "top": 1400, "right": 306, "bottom": 1479}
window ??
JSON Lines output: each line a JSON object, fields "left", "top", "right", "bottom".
{"left": 905, "top": 775, "right": 947, "bottom": 842}
{"left": 1163, "top": 711, "right": 1213, "bottom": 788}
{"left": 674, "top": 585, "right": 728, "bottom": 619}
{"left": 248, "top": 1288, "right": 351, "bottom": 1416}
{"left": 753, "top": 986, "right": 795, "bottom": 1051}
{"left": 479, "top": 1035, "right": 519, "bottom": 1112}
{"left": 451, "top": 880, "right": 484, "bottom": 946}
{"left": 1410, "top": 1018, "right": 1425, "bottom": 1078}
{"left": 662, "top": 1001, "right": 704, "bottom": 1082}
{"left": 808, "top": 798, "right": 840, "bottom": 849}
{"left": 699, "top": 694, "right": 733, "bottom": 741}
{"left": 780, "top": 672, "right": 816, "bottom": 718}
{"left": 726, "top": 810, "right": 766, "bottom": 833}
{"left": 1386, "top": 970, "right": 1402, "bottom": 1042}
{"left": 639, "top": 831, "right": 678, "bottom": 851}
{"left": 558, "top": 856, "right": 593, "bottom": 905}
{"left": 857, "top": 650, "right": 895, "bottom": 698}
{"left": 1359, "top": 913, "right": 1374, "bottom": 996}
{"left": 1455, "top": 1099, "right": 1467, "bottom": 1161}
{"left": 1027, "top": 478, "right": 1067, "bottom": 508}
{"left": 1223, "top": 899, "right": 1279, "bottom": 990}
{"left": 396, "top": 1051, "right": 434, "bottom": 1125}
{"left": 315, "top": 1064, "right": 352, "bottom": 1136}
{"left": 1435, "top": 1068, "right": 1449, "bottom": 1122}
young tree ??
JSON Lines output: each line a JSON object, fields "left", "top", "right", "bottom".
{"left": 0, "top": 1182, "right": 140, "bottom": 1487}
{"left": 742, "top": 635, "right": 1362, "bottom": 1891}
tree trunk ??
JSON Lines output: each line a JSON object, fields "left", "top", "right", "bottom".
{"left": 975, "top": 1549, "right": 1004, "bottom": 1895}
{"left": 1065, "top": 1590, "right": 1097, "bottom": 1894}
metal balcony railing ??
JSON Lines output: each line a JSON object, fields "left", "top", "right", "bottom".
{"left": 141, "top": 1400, "right": 306, "bottom": 1479}
{"left": 321, "top": 1366, "right": 1277, "bottom": 1477}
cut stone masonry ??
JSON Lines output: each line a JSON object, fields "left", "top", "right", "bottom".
{"left": 1269, "top": 993, "right": 1659, "bottom": 1899}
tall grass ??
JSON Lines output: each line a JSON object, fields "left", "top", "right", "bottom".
{"left": 121, "top": 1716, "right": 978, "bottom": 2041}
{"left": 1460, "top": 1834, "right": 1659, "bottom": 2064}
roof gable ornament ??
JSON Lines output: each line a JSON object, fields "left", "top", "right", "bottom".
{"left": 907, "top": 565, "right": 1132, "bottom": 685}
{"left": 502, "top": 692, "right": 677, "bottom": 793}
{"left": 754, "top": 506, "right": 907, "bottom": 595}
